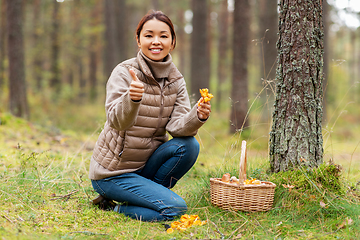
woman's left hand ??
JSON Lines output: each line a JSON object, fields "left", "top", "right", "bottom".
{"left": 197, "top": 100, "right": 211, "bottom": 121}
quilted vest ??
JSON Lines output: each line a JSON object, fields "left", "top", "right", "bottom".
{"left": 91, "top": 54, "right": 184, "bottom": 172}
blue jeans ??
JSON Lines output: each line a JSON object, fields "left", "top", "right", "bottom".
{"left": 91, "top": 136, "right": 200, "bottom": 222}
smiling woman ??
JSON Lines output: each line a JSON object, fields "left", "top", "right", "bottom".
{"left": 89, "top": 10, "right": 212, "bottom": 222}
{"left": 136, "top": 19, "right": 175, "bottom": 62}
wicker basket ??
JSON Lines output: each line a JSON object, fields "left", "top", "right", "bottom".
{"left": 210, "top": 140, "right": 276, "bottom": 212}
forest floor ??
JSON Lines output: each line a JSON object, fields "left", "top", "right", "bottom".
{"left": 0, "top": 111, "right": 359, "bottom": 240}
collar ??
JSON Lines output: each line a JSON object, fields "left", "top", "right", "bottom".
{"left": 138, "top": 50, "right": 172, "bottom": 79}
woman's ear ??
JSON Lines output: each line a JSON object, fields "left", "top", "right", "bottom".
{"left": 136, "top": 36, "right": 141, "bottom": 48}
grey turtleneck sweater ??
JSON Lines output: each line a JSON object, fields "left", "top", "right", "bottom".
{"left": 139, "top": 50, "right": 172, "bottom": 81}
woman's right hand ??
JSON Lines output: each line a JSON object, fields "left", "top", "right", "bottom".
{"left": 129, "top": 69, "right": 144, "bottom": 101}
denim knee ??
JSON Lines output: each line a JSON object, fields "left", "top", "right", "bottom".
{"left": 174, "top": 137, "right": 200, "bottom": 157}
{"left": 184, "top": 136, "right": 200, "bottom": 152}
{"left": 161, "top": 198, "right": 188, "bottom": 219}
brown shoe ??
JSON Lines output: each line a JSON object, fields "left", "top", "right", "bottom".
{"left": 92, "top": 195, "right": 116, "bottom": 211}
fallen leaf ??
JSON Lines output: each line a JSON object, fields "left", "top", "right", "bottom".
{"left": 282, "top": 184, "right": 295, "bottom": 191}
{"left": 338, "top": 222, "right": 346, "bottom": 229}
{"left": 337, "top": 217, "right": 354, "bottom": 230}
{"left": 346, "top": 217, "right": 353, "bottom": 225}
{"left": 319, "top": 201, "right": 327, "bottom": 208}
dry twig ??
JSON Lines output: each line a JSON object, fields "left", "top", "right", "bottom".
{"left": 50, "top": 190, "right": 79, "bottom": 201}
{"left": 1, "top": 214, "right": 14, "bottom": 224}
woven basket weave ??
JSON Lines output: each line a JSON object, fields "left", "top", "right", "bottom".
{"left": 210, "top": 141, "right": 276, "bottom": 212}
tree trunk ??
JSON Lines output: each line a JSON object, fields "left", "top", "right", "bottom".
{"left": 176, "top": 8, "right": 186, "bottom": 75}
{"left": 67, "top": 0, "right": 77, "bottom": 89}
{"left": 7, "top": 0, "right": 29, "bottom": 118}
{"left": 103, "top": 0, "right": 118, "bottom": 78}
{"left": 258, "top": 0, "right": 278, "bottom": 120}
{"left": 78, "top": 59, "right": 86, "bottom": 101}
{"left": 322, "top": 0, "right": 329, "bottom": 123}
{"left": 0, "top": 0, "right": 6, "bottom": 93}
{"left": 259, "top": 0, "right": 278, "bottom": 81}
{"left": 73, "top": 1, "right": 86, "bottom": 102}
{"left": 89, "top": 0, "right": 101, "bottom": 102}
{"left": 269, "top": 0, "right": 324, "bottom": 173}
{"left": 115, "top": 0, "right": 127, "bottom": 63}
{"left": 50, "top": 0, "right": 61, "bottom": 95}
{"left": 230, "top": 0, "right": 250, "bottom": 133}
{"left": 190, "top": 0, "right": 209, "bottom": 101}
{"left": 216, "top": 0, "right": 229, "bottom": 111}
{"left": 32, "top": 0, "right": 43, "bottom": 91}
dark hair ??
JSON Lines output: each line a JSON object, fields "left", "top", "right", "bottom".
{"left": 136, "top": 10, "right": 176, "bottom": 49}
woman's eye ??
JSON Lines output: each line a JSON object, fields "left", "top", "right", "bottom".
{"left": 145, "top": 35, "right": 152, "bottom": 38}
{"left": 161, "top": 35, "right": 168, "bottom": 38}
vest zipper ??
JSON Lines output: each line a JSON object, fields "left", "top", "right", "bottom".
{"left": 118, "top": 131, "right": 126, "bottom": 158}
{"left": 152, "top": 87, "right": 165, "bottom": 139}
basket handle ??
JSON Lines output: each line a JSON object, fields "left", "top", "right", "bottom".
{"left": 238, "top": 140, "right": 247, "bottom": 184}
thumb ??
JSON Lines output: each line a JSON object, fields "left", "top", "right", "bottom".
{"left": 129, "top": 69, "right": 138, "bottom": 82}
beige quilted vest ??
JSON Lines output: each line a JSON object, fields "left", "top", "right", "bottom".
{"left": 91, "top": 52, "right": 199, "bottom": 173}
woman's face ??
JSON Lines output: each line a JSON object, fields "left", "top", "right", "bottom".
{"left": 137, "top": 19, "right": 174, "bottom": 62}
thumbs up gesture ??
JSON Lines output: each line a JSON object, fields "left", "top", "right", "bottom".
{"left": 129, "top": 69, "right": 144, "bottom": 101}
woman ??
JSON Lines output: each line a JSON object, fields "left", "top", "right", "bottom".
{"left": 89, "top": 10, "right": 211, "bottom": 222}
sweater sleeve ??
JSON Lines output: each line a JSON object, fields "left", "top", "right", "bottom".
{"left": 105, "top": 65, "right": 141, "bottom": 131}
{"left": 166, "top": 79, "right": 206, "bottom": 137}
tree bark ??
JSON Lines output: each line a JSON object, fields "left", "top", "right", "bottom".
{"left": 32, "top": 0, "right": 43, "bottom": 91}
{"left": 258, "top": 0, "right": 278, "bottom": 119}
{"left": 176, "top": 8, "right": 186, "bottom": 75}
{"left": 115, "top": 0, "right": 127, "bottom": 63}
{"left": 73, "top": 0, "right": 86, "bottom": 102}
{"left": 50, "top": 0, "right": 61, "bottom": 95}
{"left": 89, "top": 0, "right": 101, "bottom": 102}
{"left": 230, "top": 0, "right": 250, "bottom": 133}
{"left": 103, "top": 0, "right": 118, "bottom": 78}
{"left": 216, "top": 0, "right": 229, "bottom": 111}
{"left": 7, "top": 0, "right": 29, "bottom": 118}
{"left": 259, "top": 0, "right": 278, "bottom": 81}
{"left": 269, "top": 0, "right": 324, "bottom": 172}
{"left": 0, "top": 0, "right": 6, "bottom": 93}
{"left": 190, "top": 0, "right": 209, "bottom": 101}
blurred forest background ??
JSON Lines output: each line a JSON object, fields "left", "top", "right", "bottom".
{"left": 0, "top": 0, "right": 359, "bottom": 137}
{"left": 1, "top": 2, "right": 360, "bottom": 238}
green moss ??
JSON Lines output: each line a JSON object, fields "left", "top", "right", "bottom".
{"left": 264, "top": 163, "right": 347, "bottom": 218}
{"left": 268, "top": 163, "right": 344, "bottom": 196}
{"left": 0, "top": 112, "right": 27, "bottom": 127}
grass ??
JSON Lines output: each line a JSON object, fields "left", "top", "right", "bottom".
{"left": 0, "top": 103, "right": 359, "bottom": 239}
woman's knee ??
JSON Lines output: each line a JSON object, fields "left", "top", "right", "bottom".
{"left": 91, "top": 180, "right": 107, "bottom": 197}
{"left": 176, "top": 137, "right": 200, "bottom": 156}
{"left": 161, "top": 198, "right": 187, "bottom": 219}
